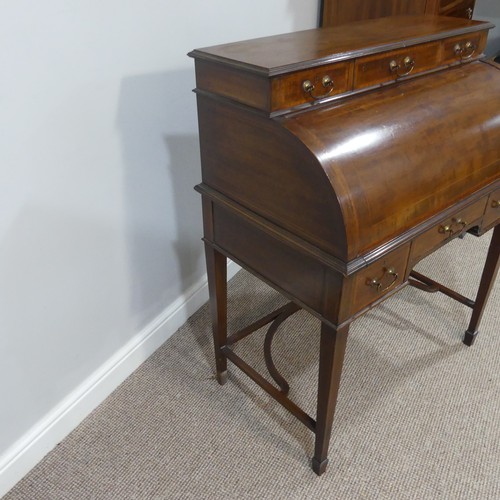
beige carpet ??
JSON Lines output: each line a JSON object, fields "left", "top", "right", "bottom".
{"left": 5, "top": 232, "right": 499, "bottom": 499}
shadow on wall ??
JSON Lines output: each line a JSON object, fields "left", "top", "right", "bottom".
{"left": 288, "top": 0, "right": 321, "bottom": 29}
{"left": 116, "top": 69, "right": 204, "bottom": 328}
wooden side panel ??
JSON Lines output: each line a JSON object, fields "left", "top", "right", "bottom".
{"left": 196, "top": 95, "right": 348, "bottom": 259}
{"left": 195, "top": 59, "right": 270, "bottom": 111}
{"left": 212, "top": 204, "right": 343, "bottom": 318}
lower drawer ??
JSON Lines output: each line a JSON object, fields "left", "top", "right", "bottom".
{"left": 346, "top": 243, "right": 410, "bottom": 317}
{"left": 409, "top": 198, "right": 487, "bottom": 266}
{"left": 482, "top": 188, "right": 500, "bottom": 230}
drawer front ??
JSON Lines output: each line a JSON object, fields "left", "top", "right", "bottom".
{"left": 441, "top": 31, "right": 487, "bottom": 65}
{"left": 439, "top": 0, "right": 475, "bottom": 18}
{"left": 410, "top": 198, "right": 487, "bottom": 266}
{"left": 354, "top": 42, "right": 440, "bottom": 89}
{"left": 271, "top": 61, "right": 353, "bottom": 112}
{"left": 483, "top": 188, "right": 500, "bottom": 229}
{"left": 348, "top": 244, "right": 410, "bottom": 316}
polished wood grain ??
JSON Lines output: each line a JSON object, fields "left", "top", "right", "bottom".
{"left": 312, "top": 322, "right": 349, "bottom": 475}
{"left": 354, "top": 41, "right": 440, "bottom": 88}
{"left": 189, "top": 16, "right": 490, "bottom": 75}
{"left": 195, "top": 59, "right": 270, "bottom": 111}
{"left": 409, "top": 198, "right": 487, "bottom": 266}
{"left": 191, "top": 16, "right": 499, "bottom": 476}
{"left": 270, "top": 60, "right": 353, "bottom": 111}
{"left": 282, "top": 62, "right": 500, "bottom": 259}
{"left": 320, "top": 0, "right": 476, "bottom": 27}
{"left": 438, "top": 0, "right": 476, "bottom": 18}
{"left": 321, "top": 0, "right": 428, "bottom": 27}
{"left": 196, "top": 95, "right": 347, "bottom": 257}
{"left": 211, "top": 203, "right": 343, "bottom": 319}
{"left": 202, "top": 198, "right": 228, "bottom": 385}
{"left": 441, "top": 31, "right": 487, "bottom": 64}
{"left": 191, "top": 18, "right": 491, "bottom": 116}
{"left": 345, "top": 244, "right": 410, "bottom": 317}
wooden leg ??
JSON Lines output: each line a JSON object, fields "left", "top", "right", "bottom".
{"left": 312, "top": 322, "right": 349, "bottom": 475}
{"left": 205, "top": 243, "right": 228, "bottom": 384}
{"left": 464, "top": 224, "right": 500, "bottom": 346}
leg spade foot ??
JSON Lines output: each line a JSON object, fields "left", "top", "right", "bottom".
{"left": 217, "top": 370, "right": 228, "bottom": 385}
{"left": 463, "top": 329, "right": 478, "bottom": 346}
{"left": 312, "top": 457, "right": 329, "bottom": 476}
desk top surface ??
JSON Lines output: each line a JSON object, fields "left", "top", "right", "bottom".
{"left": 189, "top": 15, "right": 493, "bottom": 75}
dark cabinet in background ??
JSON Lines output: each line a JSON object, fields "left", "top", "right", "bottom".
{"left": 320, "top": 0, "right": 476, "bottom": 27}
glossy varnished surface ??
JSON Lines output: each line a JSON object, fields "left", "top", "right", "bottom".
{"left": 192, "top": 17, "right": 492, "bottom": 114}
{"left": 196, "top": 94, "right": 347, "bottom": 258}
{"left": 189, "top": 16, "right": 490, "bottom": 75}
{"left": 320, "top": 0, "right": 476, "bottom": 27}
{"left": 192, "top": 16, "right": 500, "bottom": 476}
{"left": 281, "top": 62, "right": 500, "bottom": 258}
{"left": 321, "top": 0, "right": 428, "bottom": 27}
{"left": 353, "top": 40, "right": 441, "bottom": 89}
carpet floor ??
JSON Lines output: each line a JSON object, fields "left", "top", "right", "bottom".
{"left": 5, "top": 232, "right": 499, "bottom": 499}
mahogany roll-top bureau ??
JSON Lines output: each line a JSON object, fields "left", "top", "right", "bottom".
{"left": 189, "top": 15, "right": 500, "bottom": 475}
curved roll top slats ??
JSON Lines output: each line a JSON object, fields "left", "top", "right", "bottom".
{"left": 282, "top": 62, "right": 500, "bottom": 259}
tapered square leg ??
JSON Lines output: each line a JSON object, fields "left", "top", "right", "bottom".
{"left": 205, "top": 243, "right": 228, "bottom": 384}
{"left": 312, "top": 322, "right": 349, "bottom": 475}
{"left": 464, "top": 225, "right": 500, "bottom": 346}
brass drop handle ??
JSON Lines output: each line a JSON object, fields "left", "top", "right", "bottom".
{"left": 389, "top": 56, "right": 415, "bottom": 77}
{"left": 302, "top": 75, "right": 334, "bottom": 100}
{"left": 466, "top": 7, "right": 473, "bottom": 19}
{"left": 454, "top": 41, "right": 476, "bottom": 60}
{"left": 491, "top": 200, "right": 499, "bottom": 209}
{"left": 367, "top": 267, "right": 399, "bottom": 293}
{"left": 439, "top": 217, "right": 467, "bottom": 238}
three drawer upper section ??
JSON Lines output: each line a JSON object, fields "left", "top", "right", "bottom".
{"left": 190, "top": 16, "right": 492, "bottom": 115}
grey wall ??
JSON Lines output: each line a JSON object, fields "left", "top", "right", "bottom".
{"left": 475, "top": 0, "right": 500, "bottom": 56}
{"left": 0, "top": 0, "right": 318, "bottom": 487}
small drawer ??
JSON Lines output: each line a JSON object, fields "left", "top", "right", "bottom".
{"left": 271, "top": 61, "right": 353, "bottom": 111}
{"left": 354, "top": 42, "right": 440, "bottom": 89}
{"left": 347, "top": 244, "right": 410, "bottom": 316}
{"left": 410, "top": 198, "right": 487, "bottom": 266}
{"left": 441, "top": 31, "right": 487, "bottom": 65}
{"left": 482, "top": 188, "right": 500, "bottom": 230}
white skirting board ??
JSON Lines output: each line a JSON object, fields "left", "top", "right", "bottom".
{"left": 0, "top": 261, "right": 241, "bottom": 497}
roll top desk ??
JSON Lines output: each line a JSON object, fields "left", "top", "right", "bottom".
{"left": 189, "top": 15, "right": 500, "bottom": 475}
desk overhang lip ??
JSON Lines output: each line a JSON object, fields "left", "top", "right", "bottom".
{"left": 195, "top": 180, "right": 500, "bottom": 277}
{"left": 188, "top": 21, "right": 494, "bottom": 78}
